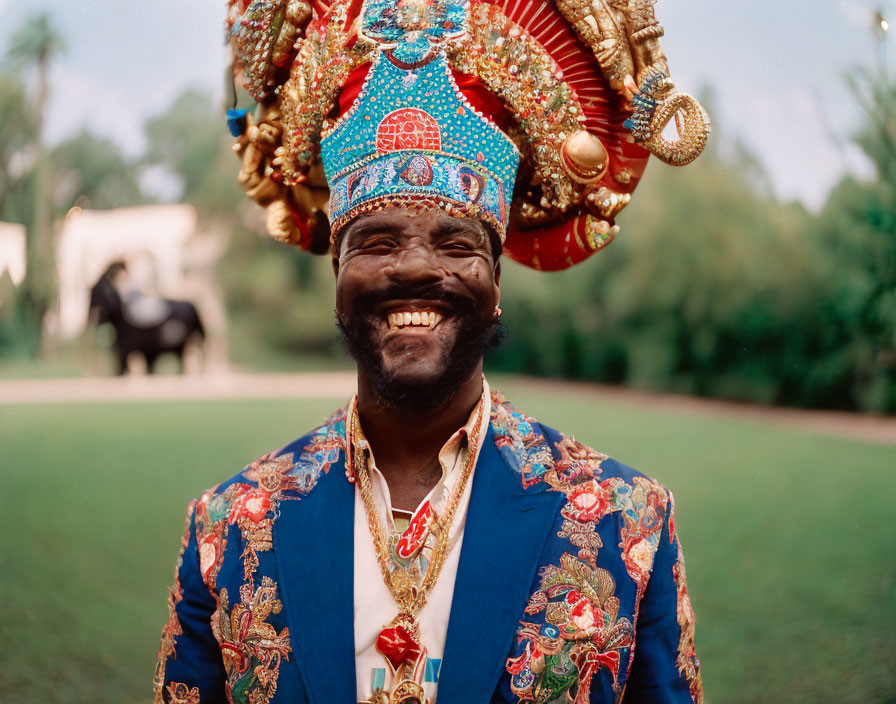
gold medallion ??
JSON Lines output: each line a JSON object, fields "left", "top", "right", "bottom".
{"left": 389, "top": 680, "right": 426, "bottom": 704}
{"left": 389, "top": 569, "right": 419, "bottom": 603}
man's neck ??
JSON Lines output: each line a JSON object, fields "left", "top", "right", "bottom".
{"left": 355, "top": 367, "right": 484, "bottom": 511}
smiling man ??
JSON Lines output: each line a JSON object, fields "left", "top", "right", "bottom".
{"left": 335, "top": 208, "right": 501, "bottom": 415}
{"left": 154, "top": 1, "right": 709, "bottom": 703}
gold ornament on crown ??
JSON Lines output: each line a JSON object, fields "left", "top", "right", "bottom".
{"left": 553, "top": 0, "right": 710, "bottom": 166}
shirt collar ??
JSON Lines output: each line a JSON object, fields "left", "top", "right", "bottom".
{"left": 345, "top": 377, "right": 492, "bottom": 485}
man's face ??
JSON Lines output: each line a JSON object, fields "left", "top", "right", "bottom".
{"left": 334, "top": 207, "right": 501, "bottom": 409}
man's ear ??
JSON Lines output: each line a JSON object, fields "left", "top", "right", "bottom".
{"left": 332, "top": 255, "right": 340, "bottom": 278}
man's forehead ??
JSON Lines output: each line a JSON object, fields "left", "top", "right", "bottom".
{"left": 339, "top": 209, "right": 490, "bottom": 249}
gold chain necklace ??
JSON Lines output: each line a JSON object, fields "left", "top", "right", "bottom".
{"left": 349, "top": 396, "right": 484, "bottom": 702}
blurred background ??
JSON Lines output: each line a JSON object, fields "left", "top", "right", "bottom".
{"left": 0, "top": 1, "right": 894, "bottom": 703}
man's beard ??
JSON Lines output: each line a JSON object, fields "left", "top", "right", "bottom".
{"left": 337, "top": 283, "right": 504, "bottom": 411}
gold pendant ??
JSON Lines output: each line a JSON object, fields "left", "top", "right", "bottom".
{"left": 367, "top": 689, "right": 389, "bottom": 704}
{"left": 389, "top": 680, "right": 426, "bottom": 704}
{"left": 389, "top": 569, "right": 419, "bottom": 606}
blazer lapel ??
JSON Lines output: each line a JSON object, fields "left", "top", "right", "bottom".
{"left": 439, "top": 425, "right": 564, "bottom": 704}
{"left": 273, "top": 459, "right": 357, "bottom": 704}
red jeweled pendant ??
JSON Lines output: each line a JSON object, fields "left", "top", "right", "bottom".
{"left": 376, "top": 623, "right": 422, "bottom": 671}
{"left": 395, "top": 500, "right": 435, "bottom": 560}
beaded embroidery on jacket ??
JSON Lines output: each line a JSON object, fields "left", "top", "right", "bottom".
{"left": 492, "top": 393, "right": 702, "bottom": 703}
{"left": 153, "top": 410, "right": 346, "bottom": 704}
{"left": 154, "top": 394, "right": 702, "bottom": 703}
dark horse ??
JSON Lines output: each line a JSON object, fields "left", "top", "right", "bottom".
{"left": 89, "top": 262, "right": 205, "bottom": 375}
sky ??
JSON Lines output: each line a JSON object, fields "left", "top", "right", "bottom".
{"left": 0, "top": 0, "right": 891, "bottom": 210}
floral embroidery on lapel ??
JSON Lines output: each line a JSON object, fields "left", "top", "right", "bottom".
{"left": 607, "top": 477, "right": 667, "bottom": 588}
{"left": 191, "top": 408, "right": 348, "bottom": 587}
{"left": 536, "top": 431, "right": 668, "bottom": 589}
{"left": 194, "top": 488, "right": 230, "bottom": 588}
{"left": 491, "top": 391, "right": 555, "bottom": 488}
{"left": 231, "top": 454, "right": 299, "bottom": 580}
{"left": 157, "top": 406, "right": 347, "bottom": 704}
{"left": 243, "top": 453, "right": 299, "bottom": 492}
{"left": 282, "top": 408, "right": 346, "bottom": 494}
{"left": 212, "top": 576, "right": 291, "bottom": 704}
{"left": 491, "top": 393, "right": 610, "bottom": 494}
{"left": 557, "top": 513, "right": 604, "bottom": 568}
{"left": 508, "top": 554, "right": 634, "bottom": 703}
{"left": 552, "top": 435, "right": 609, "bottom": 488}
{"left": 494, "top": 392, "right": 676, "bottom": 701}
{"left": 162, "top": 682, "right": 200, "bottom": 704}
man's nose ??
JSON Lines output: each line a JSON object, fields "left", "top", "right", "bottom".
{"left": 383, "top": 243, "right": 443, "bottom": 284}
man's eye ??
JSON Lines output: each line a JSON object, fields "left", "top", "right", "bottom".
{"left": 441, "top": 240, "right": 476, "bottom": 252}
{"left": 361, "top": 237, "right": 397, "bottom": 250}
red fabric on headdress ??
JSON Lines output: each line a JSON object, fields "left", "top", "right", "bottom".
{"left": 483, "top": 0, "right": 650, "bottom": 270}
{"left": 336, "top": 63, "right": 370, "bottom": 116}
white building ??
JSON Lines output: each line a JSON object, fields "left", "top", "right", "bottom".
{"left": 0, "top": 221, "right": 26, "bottom": 287}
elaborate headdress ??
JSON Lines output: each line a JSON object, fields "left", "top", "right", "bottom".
{"left": 226, "top": 0, "right": 709, "bottom": 270}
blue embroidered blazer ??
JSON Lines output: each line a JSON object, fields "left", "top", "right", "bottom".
{"left": 154, "top": 392, "right": 702, "bottom": 704}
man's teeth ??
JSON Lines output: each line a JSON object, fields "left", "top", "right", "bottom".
{"left": 387, "top": 310, "right": 443, "bottom": 330}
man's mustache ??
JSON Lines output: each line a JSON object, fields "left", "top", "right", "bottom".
{"left": 349, "top": 283, "right": 477, "bottom": 320}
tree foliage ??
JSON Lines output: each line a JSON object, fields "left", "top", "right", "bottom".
{"left": 50, "top": 130, "right": 144, "bottom": 213}
{"left": 143, "top": 90, "right": 242, "bottom": 215}
{"left": 4, "top": 11, "right": 66, "bottom": 346}
{"left": 810, "top": 70, "right": 896, "bottom": 411}
{"left": 5, "top": 12, "right": 66, "bottom": 72}
{"left": 0, "top": 73, "right": 35, "bottom": 221}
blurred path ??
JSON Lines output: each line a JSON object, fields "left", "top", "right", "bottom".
{"left": 0, "top": 371, "right": 357, "bottom": 404}
{"left": 1, "top": 372, "right": 894, "bottom": 445}
{"left": 513, "top": 377, "right": 896, "bottom": 446}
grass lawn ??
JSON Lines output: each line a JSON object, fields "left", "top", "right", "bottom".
{"left": 1, "top": 386, "right": 894, "bottom": 704}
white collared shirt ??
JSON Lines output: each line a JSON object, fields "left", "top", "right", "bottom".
{"left": 351, "top": 380, "right": 492, "bottom": 703}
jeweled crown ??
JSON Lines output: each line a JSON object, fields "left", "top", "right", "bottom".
{"left": 322, "top": 0, "right": 520, "bottom": 236}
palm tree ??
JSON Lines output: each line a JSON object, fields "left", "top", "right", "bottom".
{"left": 6, "top": 12, "right": 66, "bottom": 347}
